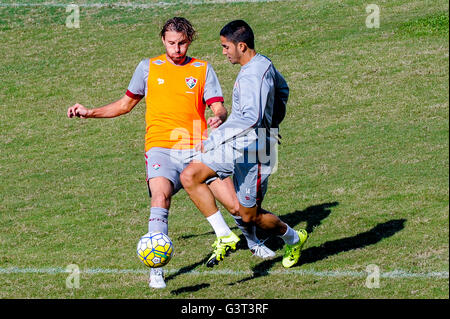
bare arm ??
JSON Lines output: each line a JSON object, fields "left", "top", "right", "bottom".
{"left": 67, "top": 94, "right": 141, "bottom": 119}
{"left": 207, "top": 101, "right": 227, "bottom": 129}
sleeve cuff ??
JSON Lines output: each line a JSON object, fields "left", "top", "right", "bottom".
{"left": 205, "top": 96, "right": 224, "bottom": 106}
{"left": 126, "top": 90, "right": 144, "bottom": 99}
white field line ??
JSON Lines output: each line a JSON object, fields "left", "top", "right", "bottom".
{"left": 0, "top": 0, "right": 282, "bottom": 9}
{"left": 0, "top": 267, "right": 448, "bottom": 279}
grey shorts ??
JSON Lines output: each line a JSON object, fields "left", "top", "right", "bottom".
{"left": 193, "top": 142, "right": 271, "bottom": 208}
{"left": 146, "top": 147, "right": 218, "bottom": 196}
{"left": 233, "top": 161, "right": 270, "bottom": 208}
{"left": 145, "top": 147, "right": 194, "bottom": 196}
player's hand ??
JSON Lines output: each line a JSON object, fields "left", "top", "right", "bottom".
{"left": 67, "top": 103, "right": 89, "bottom": 119}
{"left": 207, "top": 116, "right": 222, "bottom": 129}
{"left": 195, "top": 142, "right": 205, "bottom": 153}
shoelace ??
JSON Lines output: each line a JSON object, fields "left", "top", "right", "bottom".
{"left": 212, "top": 237, "right": 233, "bottom": 249}
{"left": 250, "top": 238, "right": 270, "bottom": 250}
{"left": 211, "top": 239, "right": 228, "bottom": 257}
{"left": 251, "top": 245, "right": 267, "bottom": 255}
{"left": 254, "top": 238, "right": 269, "bottom": 247}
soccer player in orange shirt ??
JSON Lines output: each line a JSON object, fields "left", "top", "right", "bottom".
{"left": 67, "top": 17, "right": 275, "bottom": 289}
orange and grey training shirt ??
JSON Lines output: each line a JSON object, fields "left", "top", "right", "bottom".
{"left": 126, "top": 54, "right": 224, "bottom": 152}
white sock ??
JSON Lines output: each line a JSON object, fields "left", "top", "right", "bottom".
{"left": 206, "top": 211, "right": 231, "bottom": 238}
{"left": 280, "top": 225, "right": 299, "bottom": 245}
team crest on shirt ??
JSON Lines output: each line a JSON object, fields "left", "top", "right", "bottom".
{"left": 185, "top": 76, "right": 198, "bottom": 89}
{"left": 192, "top": 62, "right": 205, "bottom": 67}
{"left": 152, "top": 164, "right": 161, "bottom": 170}
{"left": 152, "top": 59, "right": 165, "bottom": 65}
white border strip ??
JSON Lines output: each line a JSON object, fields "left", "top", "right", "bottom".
{"left": 0, "top": 0, "right": 282, "bottom": 9}
{"left": 0, "top": 267, "right": 448, "bottom": 279}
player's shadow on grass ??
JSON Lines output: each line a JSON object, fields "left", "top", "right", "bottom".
{"left": 257, "top": 202, "right": 339, "bottom": 252}
{"left": 168, "top": 202, "right": 337, "bottom": 286}
{"left": 171, "top": 283, "right": 210, "bottom": 296}
{"left": 297, "top": 218, "right": 406, "bottom": 266}
{"left": 230, "top": 218, "right": 406, "bottom": 285}
{"left": 165, "top": 256, "right": 210, "bottom": 283}
{"left": 179, "top": 202, "right": 339, "bottom": 252}
{"left": 166, "top": 257, "right": 212, "bottom": 294}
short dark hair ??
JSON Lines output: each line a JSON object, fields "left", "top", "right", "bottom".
{"left": 160, "top": 17, "right": 196, "bottom": 42}
{"left": 220, "top": 20, "right": 255, "bottom": 49}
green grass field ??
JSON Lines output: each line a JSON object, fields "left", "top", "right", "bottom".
{"left": 0, "top": 0, "right": 448, "bottom": 299}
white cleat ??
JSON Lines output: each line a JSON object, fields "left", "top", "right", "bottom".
{"left": 250, "top": 241, "right": 276, "bottom": 259}
{"left": 149, "top": 267, "right": 166, "bottom": 289}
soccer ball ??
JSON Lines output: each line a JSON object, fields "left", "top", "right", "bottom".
{"left": 137, "top": 232, "right": 174, "bottom": 268}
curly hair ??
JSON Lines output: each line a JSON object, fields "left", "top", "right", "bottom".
{"left": 160, "top": 17, "right": 196, "bottom": 42}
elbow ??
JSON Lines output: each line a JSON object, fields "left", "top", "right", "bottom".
{"left": 116, "top": 95, "right": 138, "bottom": 116}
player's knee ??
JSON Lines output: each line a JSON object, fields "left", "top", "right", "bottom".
{"left": 180, "top": 168, "right": 195, "bottom": 189}
{"left": 240, "top": 214, "right": 255, "bottom": 224}
{"left": 240, "top": 210, "right": 257, "bottom": 224}
{"left": 223, "top": 200, "right": 240, "bottom": 216}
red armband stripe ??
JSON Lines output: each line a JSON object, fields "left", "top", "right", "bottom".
{"left": 205, "top": 96, "right": 224, "bottom": 105}
{"left": 126, "top": 90, "right": 144, "bottom": 99}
